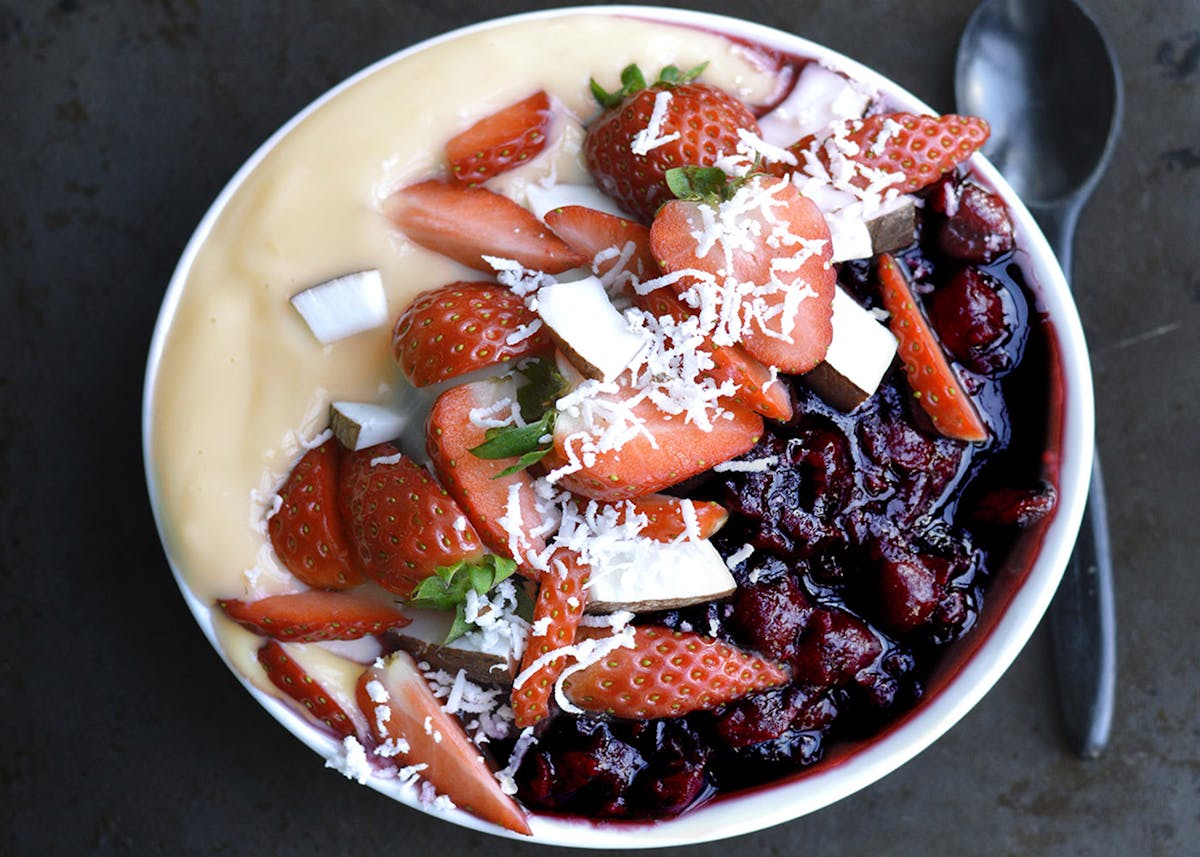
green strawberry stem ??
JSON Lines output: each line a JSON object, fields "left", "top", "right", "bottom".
{"left": 589, "top": 62, "right": 709, "bottom": 109}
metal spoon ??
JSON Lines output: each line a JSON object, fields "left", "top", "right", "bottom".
{"left": 956, "top": 0, "right": 1120, "bottom": 758}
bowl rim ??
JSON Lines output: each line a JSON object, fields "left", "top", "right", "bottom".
{"left": 142, "top": 3, "right": 1095, "bottom": 848}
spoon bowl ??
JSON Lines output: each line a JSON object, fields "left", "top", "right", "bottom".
{"left": 956, "top": 0, "right": 1123, "bottom": 263}
{"left": 956, "top": 0, "right": 1121, "bottom": 758}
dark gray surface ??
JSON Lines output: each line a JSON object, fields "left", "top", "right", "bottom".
{"left": 2, "top": 1, "right": 1196, "bottom": 855}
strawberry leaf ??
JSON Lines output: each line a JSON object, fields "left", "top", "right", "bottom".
{"left": 468, "top": 359, "right": 565, "bottom": 477}
{"left": 470, "top": 410, "right": 554, "bottom": 460}
{"left": 495, "top": 446, "right": 552, "bottom": 478}
{"left": 665, "top": 166, "right": 730, "bottom": 204}
{"left": 657, "top": 62, "right": 707, "bottom": 86}
{"left": 407, "top": 554, "right": 520, "bottom": 644}
{"left": 591, "top": 63, "right": 648, "bottom": 109}
{"left": 515, "top": 358, "right": 567, "bottom": 421}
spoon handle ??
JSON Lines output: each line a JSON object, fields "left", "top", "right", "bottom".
{"left": 1028, "top": 198, "right": 1117, "bottom": 758}
{"left": 1048, "top": 457, "right": 1116, "bottom": 757}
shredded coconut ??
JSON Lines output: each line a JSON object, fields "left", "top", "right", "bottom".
{"left": 630, "top": 90, "right": 681, "bottom": 155}
{"left": 326, "top": 736, "right": 373, "bottom": 784}
{"left": 495, "top": 727, "right": 539, "bottom": 796}
{"left": 726, "top": 542, "right": 755, "bottom": 569}
{"left": 713, "top": 455, "right": 779, "bottom": 473}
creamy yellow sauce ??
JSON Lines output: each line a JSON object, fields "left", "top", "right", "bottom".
{"left": 147, "top": 13, "right": 784, "bottom": 681}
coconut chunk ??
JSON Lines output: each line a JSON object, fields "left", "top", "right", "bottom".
{"left": 865, "top": 195, "right": 917, "bottom": 256}
{"left": 525, "top": 183, "right": 626, "bottom": 221}
{"left": 825, "top": 210, "right": 875, "bottom": 263}
{"left": 330, "top": 401, "right": 410, "bottom": 451}
{"left": 584, "top": 538, "right": 737, "bottom": 614}
{"left": 825, "top": 195, "right": 917, "bottom": 262}
{"left": 758, "top": 63, "right": 873, "bottom": 147}
{"left": 290, "top": 270, "right": 388, "bottom": 344}
{"left": 801, "top": 286, "right": 898, "bottom": 411}
{"left": 392, "top": 609, "right": 516, "bottom": 686}
{"left": 536, "top": 275, "right": 649, "bottom": 382}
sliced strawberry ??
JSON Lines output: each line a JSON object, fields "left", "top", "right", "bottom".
{"left": 426, "top": 378, "right": 546, "bottom": 559}
{"left": 707, "top": 343, "right": 793, "bottom": 422}
{"left": 562, "top": 625, "right": 788, "bottom": 719}
{"left": 545, "top": 373, "right": 763, "bottom": 502}
{"left": 357, "top": 651, "right": 531, "bottom": 835}
{"left": 876, "top": 253, "right": 989, "bottom": 442}
{"left": 338, "top": 444, "right": 486, "bottom": 597}
{"left": 650, "top": 176, "right": 836, "bottom": 374}
{"left": 599, "top": 494, "right": 728, "bottom": 542}
{"left": 218, "top": 590, "right": 410, "bottom": 642}
{"left": 512, "top": 549, "right": 590, "bottom": 728}
{"left": 267, "top": 439, "right": 363, "bottom": 590}
{"left": 384, "top": 179, "right": 585, "bottom": 274}
{"left": 634, "top": 279, "right": 793, "bottom": 421}
{"left": 785, "top": 112, "right": 989, "bottom": 194}
{"left": 446, "top": 90, "right": 552, "bottom": 186}
{"left": 542, "top": 205, "right": 658, "bottom": 292}
{"left": 392, "top": 282, "right": 554, "bottom": 387}
{"left": 257, "top": 640, "right": 369, "bottom": 741}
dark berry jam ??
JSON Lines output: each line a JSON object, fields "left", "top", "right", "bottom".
{"left": 505, "top": 174, "right": 1058, "bottom": 823}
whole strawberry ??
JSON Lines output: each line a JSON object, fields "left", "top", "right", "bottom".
{"left": 338, "top": 443, "right": 486, "bottom": 597}
{"left": 392, "top": 281, "right": 555, "bottom": 387}
{"left": 584, "top": 63, "right": 759, "bottom": 221}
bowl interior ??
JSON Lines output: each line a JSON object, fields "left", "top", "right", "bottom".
{"left": 143, "top": 4, "right": 1094, "bottom": 848}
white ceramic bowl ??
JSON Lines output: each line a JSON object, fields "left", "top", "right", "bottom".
{"left": 143, "top": 5, "right": 1094, "bottom": 848}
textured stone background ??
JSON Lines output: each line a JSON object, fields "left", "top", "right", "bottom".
{"left": 2, "top": 1, "right": 1196, "bottom": 855}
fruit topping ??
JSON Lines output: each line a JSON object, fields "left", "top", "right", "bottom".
{"left": 926, "top": 266, "right": 1013, "bottom": 374}
{"left": 392, "top": 281, "right": 554, "bottom": 387}
{"left": 392, "top": 606, "right": 521, "bottom": 686}
{"left": 218, "top": 590, "right": 410, "bottom": 642}
{"left": 525, "top": 183, "right": 626, "bottom": 221}
{"left": 384, "top": 179, "right": 586, "bottom": 273}
{"left": 650, "top": 173, "right": 837, "bottom": 374}
{"left": 599, "top": 494, "right": 728, "bottom": 542}
{"left": 330, "top": 401, "right": 410, "bottom": 451}
{"left": 876, "top": 253, "right": 989, "bottom": 442}
{"left": 257, "top": 640, "right": 370, "bottom": 742}
{"left": 535, "top": 275, "right": 650, "bottom": 381}
{"left": 584, "top": 64, "right": 760, "bottom": 220}
{"left": 784, "top": 112, "right": 990, "bottom": 194}
{"left": 268, "top": 438, "right": 362, "bottom": 590}
{"left": 357, "top": 652, "right": 532, "bottom": 835}
{"left": 561, "top": 625, "right": 788, "bottom": 719}
{"left": 969, "top": 482, "right": 1058, "bottom": 528}
{"left": 582, "top": 535, "right": 737, "bottom": 615}
{"left": 512, "top": 549, "right": 590, "bottom": 727}
{"left": 289, "top": 270, "right": 388, "bottom": 345}
{"left": 426, "top": 377, "right": 547, "bottom": 558}
{"left": 546, "top": 370, "right": 763, "bottom": 502}
{"left": 930, "top": 177, "right": 1016, "bottom": 263}
{"left": 633, "top": 286, "right": 795, "bottom": 421}
{"left": 800, "top": 286, "right": 899, "bottom": 412}
{"left": 446, "top": 90, "right": 552, "bottom": 186}
{"left": 338, "top": 444, "right": 485, "bottom": 597}
{"left": 542, "top": 204, "right": 657, "bottom": 290}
